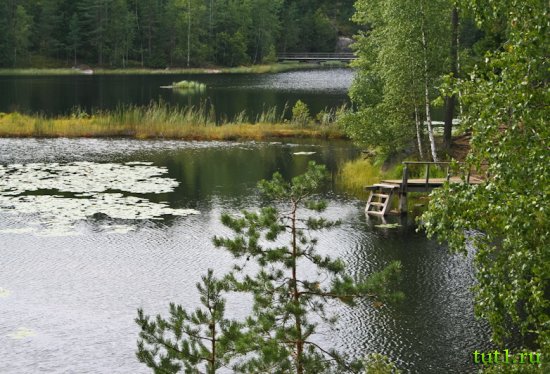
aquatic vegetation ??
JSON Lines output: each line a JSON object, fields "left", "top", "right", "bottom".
{"left": 0, "top": 162, "right": 199, "bottom": 236}
{"left": 0, "top": 287, "right": 11, "bottom": 298}
{"left": 291, "top": 100, "right": 311, "bottom": 126}
{"left": 7, "top": 327, "right": 36, "bottom": 340}
{"left": 0, "top": 103, "right": 345, "bottom": 140}
{"left": 169, "top": 80, "right": 206, "bottom": 91}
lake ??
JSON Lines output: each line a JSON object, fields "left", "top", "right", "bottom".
{"left": 0, "top": 69, "right": 354, "bottom": 121}
{"left": 0, "top": 137, "right": 493, "bottom": 373}
{"left": 0, "top": 69, "right": 492, "bottom": 373}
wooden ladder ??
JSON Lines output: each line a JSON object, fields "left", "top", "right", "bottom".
{"left": 365, "top": 184, "right": 397, "bottom": 216}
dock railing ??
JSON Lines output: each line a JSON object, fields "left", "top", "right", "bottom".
{"left": 401, "top": 161, "right": 470, "bottom": 193}
{"left": 397, "top": 161, "right": 469, "bottom": 214}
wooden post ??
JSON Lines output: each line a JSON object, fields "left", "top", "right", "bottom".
{"left": 424, "top": 164, "right": 430, "bottom": 191}
{"left": 399, "top": 164, "right": 409, "bottom": 214}
{"left": 446, "top": 165, "right": 450, "bottom": 182}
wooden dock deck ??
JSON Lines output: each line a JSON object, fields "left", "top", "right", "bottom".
{"left": 365, "top": 162, "right": 482, "bottom": 216}
{"left": 378, "top": 177, "right": 482, "bottom": 192}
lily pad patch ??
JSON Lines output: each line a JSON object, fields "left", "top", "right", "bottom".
{"left": 0, "top": 162, "right": 199, "bottom": 236}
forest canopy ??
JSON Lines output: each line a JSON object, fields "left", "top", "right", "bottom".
{"left": 0, "top": 0, "right": 357, "bottom": 68}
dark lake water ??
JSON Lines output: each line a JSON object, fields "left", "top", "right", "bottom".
{"left": 0, "top": 69, "right": 353, "bottom": 121}
{"left": 0, "top": 138, "right": 494, "bottom": 373}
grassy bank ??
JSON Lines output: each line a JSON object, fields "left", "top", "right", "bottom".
{"left": 0, "top": 63, "right": 328, "bottom": 76}
{"left": 0, "top": 104, "right": 344, "bottom": 141}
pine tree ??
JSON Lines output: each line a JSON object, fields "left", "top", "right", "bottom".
{"left": 136, "top": 269, "right": 240, "bottom": 373}
{"left": 136, "top": 163, "right": 403, "bottom": 373}
{"left": 213, "top": 161, "right": 403, "bottom": 373}
{"left": 13, "top": 4, "right": 33, "bottom": 67}
{"left": 67, "top": 13, "right": 80, "bottom": 66}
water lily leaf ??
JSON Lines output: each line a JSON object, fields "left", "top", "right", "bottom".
{"left": 374, "top": 223, "right": 401, "bottom": 229}
{"left": 0, "top": 162, "right": 200, "bottom": 236}
{"left": 293, "top": 152, "right": 316, "bottom": 155}
{"left": 7, "top": 327, "right": 36, "bottom": 339}
{"left": 0, "top": 287, "right": 11, "bottom": 298}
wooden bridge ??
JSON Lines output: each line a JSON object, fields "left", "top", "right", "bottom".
{"left": 277, "top": 52, "right": 356, "bottom": 62}
{"left": 365, "top": 161, "right": 482, "bottom": 216}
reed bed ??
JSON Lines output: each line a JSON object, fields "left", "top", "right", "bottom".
{"left": 0, "top": 103, "right": 344, "bottom": 140}
{"left": 0, "top": 63, "right": 322, "bottom": 76}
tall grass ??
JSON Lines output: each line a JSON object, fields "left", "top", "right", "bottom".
{"left": 0, "top": 102, "right": 345, "bottom": 140}
{"left": 0, "top": 63, "right": 324, "bottom": 76}
{"left": 337, "top": 158, "right": 393, "bottom": 195}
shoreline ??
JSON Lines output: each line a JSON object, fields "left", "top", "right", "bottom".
{"left": 0, "top": 63, "right": 350, "bottom": 76}
{"left": 0, "top": 112, "right": 345, "bottom": 141}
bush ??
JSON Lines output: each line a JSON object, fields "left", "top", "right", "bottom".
{"left": 291, "top": 100, "right": 310, "bottom": 126}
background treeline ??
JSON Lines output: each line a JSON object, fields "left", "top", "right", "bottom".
{"left": 0, "top": 0, "right": 357, "bottom": 68}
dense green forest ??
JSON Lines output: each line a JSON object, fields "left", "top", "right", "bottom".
{"left": 0, "top": 0, "right": 356, "bottom": 68}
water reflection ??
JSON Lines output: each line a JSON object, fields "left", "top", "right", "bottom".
{"left": 0, "top": 69, "right": 354, "bottom": 120}
{"left": 0, "top": 138, "right": 492, "bottom": 373}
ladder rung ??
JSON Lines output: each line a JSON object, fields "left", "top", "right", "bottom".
{"left": 372, "top": 194, "right": 389, "bottom": 199}
{"left": 366, "top": 210, "right": 385, "bottom": 216}
{"left": 369, "top": 202, "right": 385, "bottom": 207}
{"left": 373, "top": 183, "right": 398, "bottom": 189}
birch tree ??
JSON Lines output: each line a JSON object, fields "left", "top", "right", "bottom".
{"left": 344, "top": 0, "right": 451, "bottom": 161}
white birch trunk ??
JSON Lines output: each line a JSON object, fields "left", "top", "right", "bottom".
{"left": 414, "top": 104, "right": 424, "bottom": 159}
{"left": 420, "top": 1, "right": 438, "bottom": 162}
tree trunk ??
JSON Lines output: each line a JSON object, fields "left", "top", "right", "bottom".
{"left": 420, "top": 1, "right": 438, "bottom": 162}
{"left": 210, "top": 313, "right": 216, "bottom": 374}
{"left": 291, "top": 201, "right": 303, "bottom": 374}
{"left": 187, "top": 0, "right": 191, "bottom": 67}
{"left": 209, "top": 0, "right": 213, "bottom": 40}
{"left": 443, "top": 6, "right": 459, "bottom": 151}
{"left": 414, "top": 104, "right": 424, "bottom": 159}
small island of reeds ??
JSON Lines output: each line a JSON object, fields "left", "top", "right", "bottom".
{"left": 161, "top": 80, "right": 206, "bottom": 91}
{"left": 0, "top": 102, "right": 346, "bottom": 141}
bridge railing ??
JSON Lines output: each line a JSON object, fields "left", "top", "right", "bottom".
{"left": 277, "top": 52, "right": 356, "bottom": 60}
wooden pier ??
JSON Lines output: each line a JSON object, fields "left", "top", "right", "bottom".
{"left": 365, "top": 161, "right": 482, "bottom": 216}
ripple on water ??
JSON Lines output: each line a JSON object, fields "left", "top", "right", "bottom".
{"left": 0, "top": 139, "right": 493, "bottom": 374}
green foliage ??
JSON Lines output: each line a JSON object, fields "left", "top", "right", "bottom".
{"left": 0, "top": 0, "right": 355, "bottom": 68}
{"left": 363, "top": 353, "right": 401, "bottom": 374}
{"left": 291, "top": 100, "right": 311, "bottom": 126}
{"left": 481, "top": 361, "right": 547, "bottom": 374}
{"left": 136, "top": 269, "right": 241, "bottom": 373}
{"left": 212, "top": 162, "right": 403, "bottom": 373}
{"left": 343, "top": 0, "right": 453, "bottom": 159}
{"left": 421, "top": 0, "right": 549, "bottom": 352}
{"left": 135, "top": 162, "right": 402, "bottom": 373}
{"left": 13, "top": 5, "right": 33, "bottom": 66}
